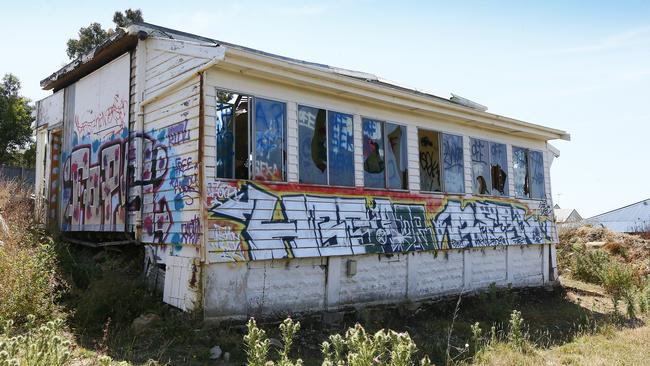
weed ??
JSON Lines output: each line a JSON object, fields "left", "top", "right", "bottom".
{"left": 507, "top": 310, "right": 527, "bottom": 352}
{"left": 572, "top": 248, "right": 610, "bottom": 284}
{"left": 598, "top": 261, "right": 636, "bottom": 316}
{"left": 0, "top": 316, "right": 72, "bottom": 366}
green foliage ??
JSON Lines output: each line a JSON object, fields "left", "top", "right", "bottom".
{"left": 0, "top": 179, "right": 62, "bottom": 325}
{"left": 245, "top": 318, "right": 429, "bottom": 366}
{"left": 66, "top": 9, "right": 143, "bottom": 59}
{"left": 0, "top": 316, "right": 72, "bottom": 366}
{"left": 507, "top": 310, "right": 527, "bottom": 352}
{"left": 572, "top": 248, "right": 611, "bottom": 284}
{"left": 0, "top": 74, "right": 33, "bottom": 166}
{"left": 598, "top": 261, "right": 636, "bottom": 316}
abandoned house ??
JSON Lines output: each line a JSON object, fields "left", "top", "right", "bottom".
{"left": 33, "top": 22, "right": 570, "bottom": 319}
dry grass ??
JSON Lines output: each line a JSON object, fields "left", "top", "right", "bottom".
{"left": 0, "top": 178, "right": 64, "bottom": 324}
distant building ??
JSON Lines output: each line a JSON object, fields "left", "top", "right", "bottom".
{"left": 587, "top": 199, "right": 650, "bottom": 235}
{"left": 554, "top": 205, "right": 583, "bottom": 230}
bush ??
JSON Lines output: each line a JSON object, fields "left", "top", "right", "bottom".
{"left": 244, "top": 318, "right": 432, "bottom": 366}
{"left": 572, "top": 248, "right": 610, "bottom": 284}
{"left": 598, "top": 261, "right": 636, "bottom": 316}
{"left": 0, "top": 179, "right": 63, "bottom": 325}
{"left": 0, "top": 315, "right": 72, "bottom": 366}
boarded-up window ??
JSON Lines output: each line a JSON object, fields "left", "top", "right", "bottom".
{"left": 362, "top": 119, "right": 408, "bottom": 190}
{"left": 442, "top": 133, "right": 465, "bottom": 193}
{"left": 298, "top": 106, "right": 327, "bottom": 185}
{"left": 471, "top": 139, "right": 508, "bottom": 196}
{"left": 418, "top": 129, "right": 441, "bottom": 192}
{"left": 513, "top": 147, "right": 545, "bottom": 199}
{"left": 328, "top": 111, "right": 355, "bottom": 186}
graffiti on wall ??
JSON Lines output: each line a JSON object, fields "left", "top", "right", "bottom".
{"left": 61, "top": 53, "right": 131, "bottom": 232}
{"left": 206, "top": 181, "right": 553, "bottom": 262}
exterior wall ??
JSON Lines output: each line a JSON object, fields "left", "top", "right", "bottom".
{"left": 59, "top": 54, "right": 131, "bottom": 232}
{"left": 201, "top": 64, "right": 558, "bottom": 318}
{"left": 205, "top": 245, "right": 548, "bottom": 319}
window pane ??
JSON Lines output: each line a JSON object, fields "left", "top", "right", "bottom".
{"left": 513, "top": 147, "right": 529, "bottom": 198}
{"left": 298, "top": 106, "right": 327, "bottom": 185}
{"left": 529, "top": 150, "right": 545, "bottom": 199}
{"left": 490, "top": 142, "right": 508, "bottom": 196}
{"left": 471, "top": 138, "right": 490, "bottom": 194}
{"left": 253, "top": 98, "right": 285, "bottom": 181}
{"left": 362, "top": 118, "right": 385, "bottom": 188}
{"left": 385, "top": 123, "right": 408, "bottom": 189}
{"left": 442, "top": 133, "right": 464, "bottom": 193}
{"left": 216, "top": 91, "right": 249, "bottom": 179}
{"left": 418, "top": 129, "right": 441, "bottom": 191}
{"left": 328, "top": 111, "right": 355, "bottom": 186}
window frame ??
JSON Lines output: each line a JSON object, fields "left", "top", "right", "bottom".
{"left": 512, "top": 145, "right": 546, "bottom": 200}
{"left": 417, "top": 127, "right": 465, "bottom": 194}
{"left": 214, "top": 87, "right": 288, "bottom": 183}
{"left": 296, "top": 103, "right": 356, "bottom": 188}
{"left": 361, "top": 116, "right": 409, "bottom": 191}
{"left": 469, "top": 137, "right": 509, "bottom": 197}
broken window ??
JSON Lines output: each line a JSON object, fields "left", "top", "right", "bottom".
{"left": 362, "top": 119, "right": 408, "bottom": 189}
{"left": 513, "top": 147, "right": 545, "bottom": 199}
{"left": 215, "top": 90, "right": 286, "bottom": 182}
{"left": 490, "top": 142, "right": 508, "bottom": 196}
{"left": 418, "top": 129, "right": 464, "bottom": 193}
{"left": 298, "top": 107, "right": 354, "bottom": 186}
{"left": 418, "top": 129, "right": 441, "bottom": 192}
{"left": 298, "top": 106, "right": 327, "bottom": 185}
{"left": 327, "top": 111, "right": 355, "bottom": 186}
{"left": 471, "top": 138, "right": 508, "bottom": 196}
{"left": 442, "top": 133, "right": 465, "bottom": 193}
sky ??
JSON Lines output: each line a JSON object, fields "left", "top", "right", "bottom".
{"left": 1, "top": 0, "right": 649, "bottom": 217}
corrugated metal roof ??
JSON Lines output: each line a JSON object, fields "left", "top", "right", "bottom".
{"left": 587, "top": 198, "right": 650, "bottom": 233}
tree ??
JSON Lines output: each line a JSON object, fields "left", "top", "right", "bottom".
{"left": 66, "top": 9, "right": 144, "bottom": 59}
{"left": 0, "top": 74, "right": 33, "bottom": 165}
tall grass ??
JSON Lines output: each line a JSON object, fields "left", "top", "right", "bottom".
{"left": 0, "top": 179, "right": 63, "bottom": 325}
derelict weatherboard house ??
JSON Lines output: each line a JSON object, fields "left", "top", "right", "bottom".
{"left": 33, "top": 22, "right": 569, "bottom": 319}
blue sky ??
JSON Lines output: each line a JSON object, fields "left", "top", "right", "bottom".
{"left": 2, "top": 0, "right": 649, "bottom": 217}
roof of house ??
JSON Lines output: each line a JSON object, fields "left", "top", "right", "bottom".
{"left": 554, "top": 208, "right": 583, "bottom": 223}
{"left": 40, "top": 22, "right": 570, "bottom": 142}
{"left": 587, "top": 198, "right": 650, "bottom": 233}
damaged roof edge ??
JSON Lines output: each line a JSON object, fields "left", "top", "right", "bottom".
{"left": 40, "top": 26, "right": 144, "bottom": 91}
{"left": 39, "top": 22, "right": 570, "bottom": 141}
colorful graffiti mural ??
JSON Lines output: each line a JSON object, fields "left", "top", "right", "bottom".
{"left": 60, "top": 53, "right": 130, "bottom": 232}
{"left": 206, "top": 181, "right": 554, "bottom": 262}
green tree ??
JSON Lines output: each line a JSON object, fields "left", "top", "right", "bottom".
{"left": 66, "top": 9, "right": 144, "bottom": 59}
{"left": 0, "top": 74, "right": 33, "bottom": 165}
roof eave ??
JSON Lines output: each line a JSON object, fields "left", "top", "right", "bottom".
{"left": 40, "top": 25, "right": 145, "bottom": 91}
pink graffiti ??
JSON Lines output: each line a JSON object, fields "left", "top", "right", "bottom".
{"left": 62, "top": 142, "right": 125, "bottom": 230}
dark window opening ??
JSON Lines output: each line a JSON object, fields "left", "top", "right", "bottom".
{"left": 418, "top": 129, "right": 464, "bottom": 193}
{"left": 363, "top": 119, "right": 408, "bottom": 189}
{"left": 513, "top": 146, "right": 545, "bottom": 199}
{"left": 471, "top": 138, "right": 508, "bottom": 196}
{"left": 216, "top": 90, "right": 286, "bottom": 182}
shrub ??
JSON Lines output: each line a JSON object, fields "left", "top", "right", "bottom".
{"left": 244, "top": 317, "right": 431, "bottom": 366}
{"left": 0, "top": 179, "right": 62, "bottom": 325}
{"left": 507, "top": 310, "right": 526, "bottom": 351}
{"left": 572, "top": 248, "right": 610, "bottom": 284}
{"left": 0, "top": 315, "right": 72, "bottom": 366}
{"left": 598, "top": 261, "right": 636, "bottom": 316}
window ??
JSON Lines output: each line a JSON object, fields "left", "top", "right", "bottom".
{"left": 470, "top": 138, "right": 508, "bottom": 196}
{"left": 513, "top": 147, "right": 545, "bottom": 199}
{"left": 298, "top": 106, "right": 354, "bottom": 186}
{"left": 362, "top": 119, "right": 408, "bottom": 189}
{"left": 418, "top": 129, "right": 464, "bottom": 193}
{"left": 215, "top": 90, "right": 286, "bottom": 182}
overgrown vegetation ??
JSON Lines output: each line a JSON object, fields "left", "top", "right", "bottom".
{"left": 0, "top": 180, "right": 648, "bottom": 366}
